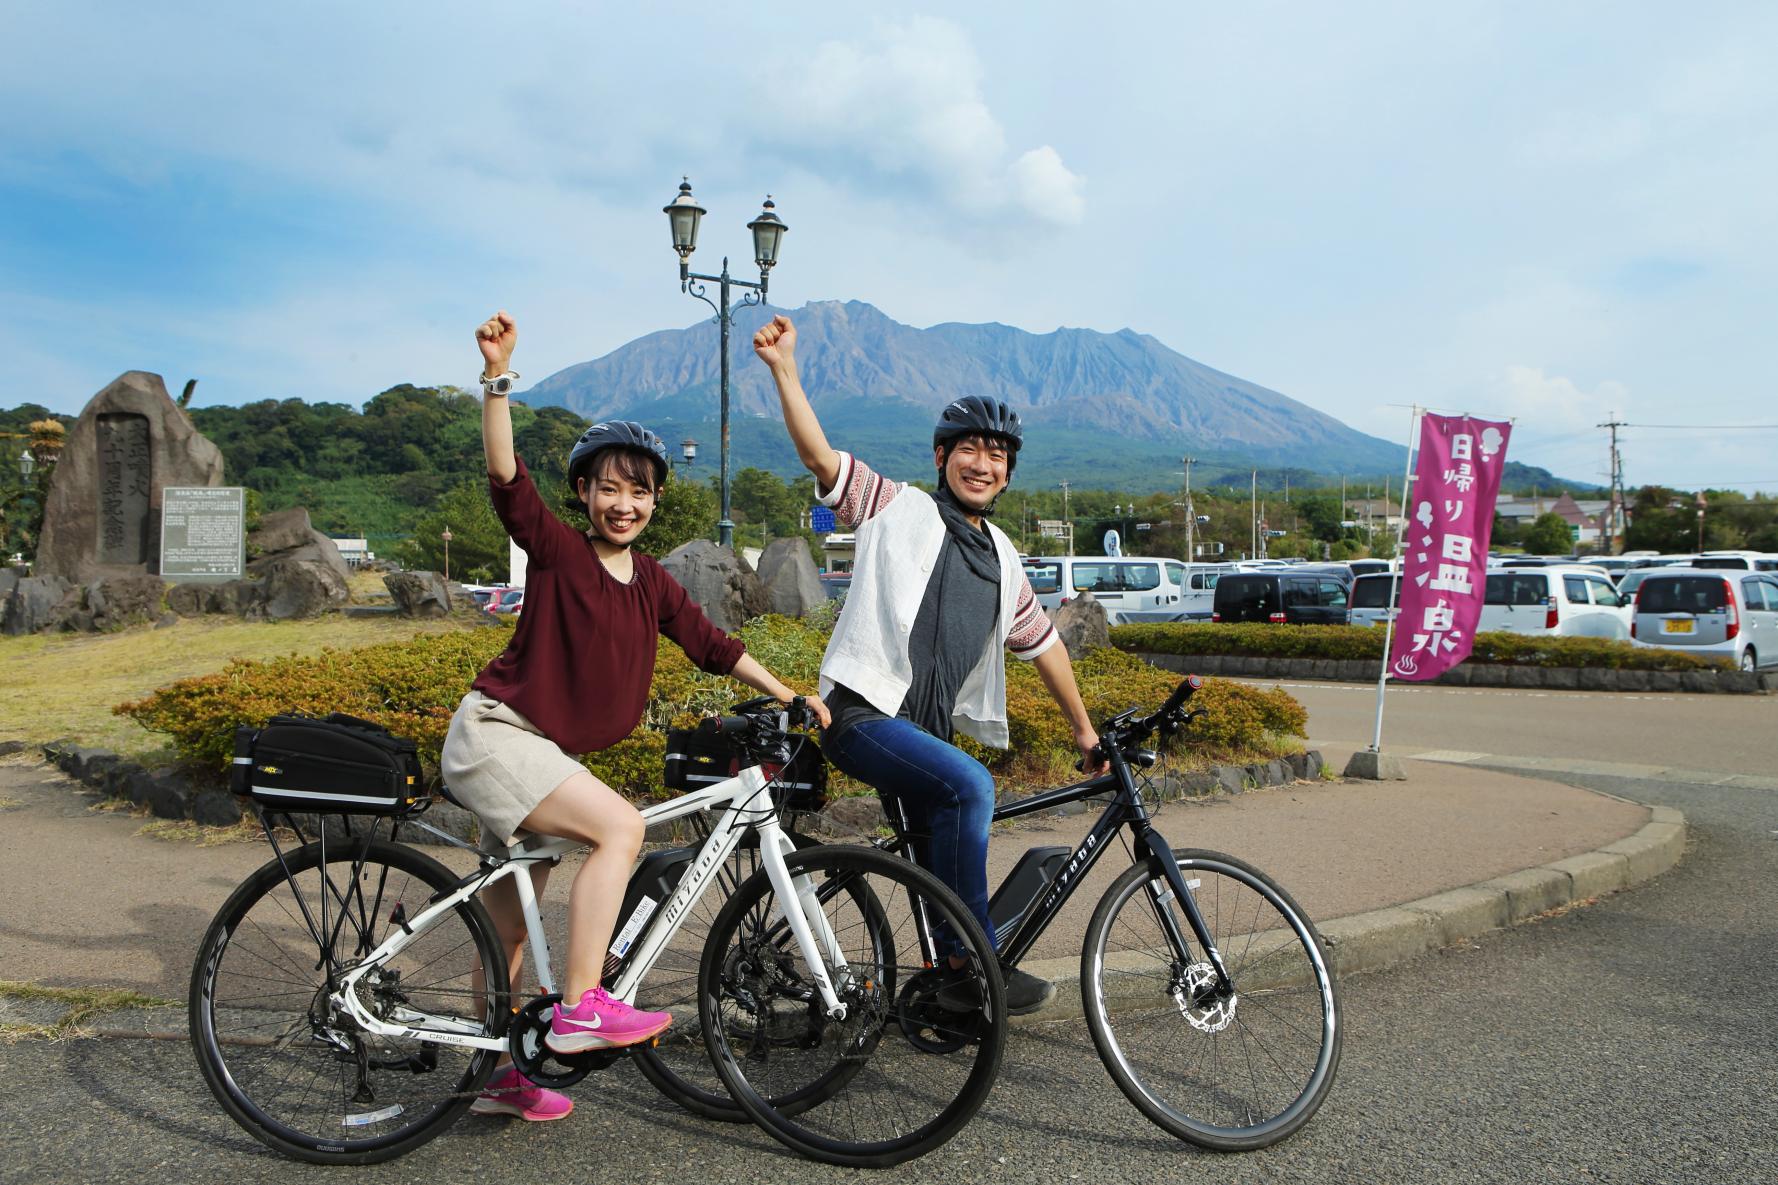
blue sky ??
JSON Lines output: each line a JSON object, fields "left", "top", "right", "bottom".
{"left": 4, "top": 1, "right": 1774, "bottom": 492}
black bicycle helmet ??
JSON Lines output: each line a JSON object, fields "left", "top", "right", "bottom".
{"left": 567, "top": 420, "right": 671, "bottom": 490}
{"left": 932, "top": 396, "right": 1023, "bottom": 452}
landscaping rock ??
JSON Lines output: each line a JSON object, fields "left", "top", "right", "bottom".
{"left": 0, "top": 740, "right": 27, "bottom": 757}
{"left": 660, "top": 541, "right": 770, "bottom": 632}
{"left": 1578, "top": 668, "right": 1616, "bottom": 692}
{"left": 121, "top": 767, "right": 158, "bottom": 807}
{"left": 1265, "top": 759, "right": 1289, "bottom": 786}
{"left": 143, "top": 770, "right": 195, "bottom": 819}
{"left": 1343, "top": 750, "right": 1408, "bottom": 780}
{"left": 1304, "top": 750, "right": 1326, "bottom": 780}
{"left": 814, "top": 794, "right": 886, "bottom": 838}
{"left": 2, "top": 574, "right": 76, "bottom": 635}
{"left": 1052, "top": 592, "right": 1111, "bottom": 659}
{"left": 84, "top": 573, "right": 168, "bottom": 630}
{"left": 384, "top": 570, "right": 452, "bottom": 617}
{"left": 1180, "top": 770, "right": 1219, "bottom": 797}
{"left": 756, "top": 538, "right": 826, "bottom": 618}
{"left": 1647, "top": 672, "right": 1682, "bottom": 693}
{"left": 255, "top": 553, "right": 350, "bottom": 619}
{"left": 1679, "top": 671, "right": 1719, "bottom": 694}
{"left": 191, "top": 788, "right": 242, "bottom": 827}
{"left": 1215, "top": 765, "right": 1248, "bottom": 795}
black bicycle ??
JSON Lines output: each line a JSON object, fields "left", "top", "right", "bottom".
{"left": 877, "top": 675, "right": 1342, "bottom": 1151}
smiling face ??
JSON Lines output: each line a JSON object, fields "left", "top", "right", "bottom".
{"left": 935, "top": 433, "right": 1012, "bottom": 514}
{"left": 576, "top": 449, "right": 659, "bottom": 547}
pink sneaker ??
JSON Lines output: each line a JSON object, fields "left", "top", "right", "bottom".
{"left": 545, "top": 986, "right": 672, "bottom": 1053}
{"left": 467, "top": 1066, "right": 574, "bottom": 1121}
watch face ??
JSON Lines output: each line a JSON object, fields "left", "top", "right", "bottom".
{"left": 488, "top": 376, "right": 514, "bottom": 395}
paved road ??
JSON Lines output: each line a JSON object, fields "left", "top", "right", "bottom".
{"left": 3, "top": 686, "right": 1773, "bottom": 1184}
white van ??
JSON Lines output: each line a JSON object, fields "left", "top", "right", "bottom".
{"left": 1477, "top": 565, "right": 1631, "bottom": 639}
{"left": 1022, "top": 556, "right": 1218, "bottom": 624}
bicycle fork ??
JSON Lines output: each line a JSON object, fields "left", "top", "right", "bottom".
{"left": 1135, "top": 827, "right": 1236, "bottom": 1002}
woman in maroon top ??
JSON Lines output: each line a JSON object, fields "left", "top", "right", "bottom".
{"left": 442, "top": 311, "right": 829, "bottom": 1122}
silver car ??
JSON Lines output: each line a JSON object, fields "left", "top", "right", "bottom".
{"left": 1630, "top": 569, "right": 1778, "bottom": 672}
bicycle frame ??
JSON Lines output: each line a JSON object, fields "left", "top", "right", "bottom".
{"left": 328, "top": 762, "right": 852, "bottom": 1054}
{"left": 888, "top": 743, "right": 1234, "bottom": 996}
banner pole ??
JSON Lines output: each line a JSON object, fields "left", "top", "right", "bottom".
{"left": 1371, "top": 404, "right": 1421, "bottom": 752}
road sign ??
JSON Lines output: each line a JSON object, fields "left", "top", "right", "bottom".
{"left": 1037, "top": 519, "right": 1067, "bottom": 538}
{"left": 810, "top": 505, "right": 836, "bottom": 534}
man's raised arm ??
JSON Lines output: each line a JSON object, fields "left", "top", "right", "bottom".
{"left": 753, "top": 315, "right": 841, "bottom": 492}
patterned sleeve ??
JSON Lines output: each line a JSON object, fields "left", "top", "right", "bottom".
{"left": 817, "top": 451, "right": 906, "bottom": 529}
{"left": 1007, "top": 571, "right": 1059, "bottom": 661}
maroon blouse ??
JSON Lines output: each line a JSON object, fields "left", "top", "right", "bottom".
{"left": 471, "top": 456, "right": 745, "bottom": 754}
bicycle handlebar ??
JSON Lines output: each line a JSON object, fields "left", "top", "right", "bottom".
{"left": 1075, "top": 675, "right": 1206, "bottom": 772}
{"left": 696, "top": 696, "right": 820, "bottom": 748}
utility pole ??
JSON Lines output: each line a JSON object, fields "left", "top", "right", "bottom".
{"left": 1059, "top": 480, "right": 1073, "bottom": 556}
{"left": 1250, "top": 469, "right": 1258, "bottom": 560}
{"left": 1182, "top": 456, "right": 1196, "bottom": 562}
{"left": 1597, "top": 414, "right": 1626, "bottom": 554}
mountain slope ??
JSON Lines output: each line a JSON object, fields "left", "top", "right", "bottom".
{"left": 522, "top": 300, "right": 1406, "bottom": 477}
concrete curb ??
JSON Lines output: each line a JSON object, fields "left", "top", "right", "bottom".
{"left": 1129, "top": 650, "right": 1774, "bottom": 694}
{"left": 1011, "top": 803, "right": 1688, "bottom": 1029}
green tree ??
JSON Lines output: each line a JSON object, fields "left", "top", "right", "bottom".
{"left": 1522, "top": 512, "right": 1575, "bottom": 555}
{"left": 399, "top": 480, "right": 509, "bottom": 577}
{"left": 636, "top": 475, "right": 719, "bottom": 558}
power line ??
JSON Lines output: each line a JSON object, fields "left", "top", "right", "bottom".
{"left": 1621, "top": 423, "right": 1778, "bottom": 430}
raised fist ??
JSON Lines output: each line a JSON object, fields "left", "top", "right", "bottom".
{"left": 475, "top": 311, "right": 517, "bottom": 376}
{"left": 753, "top": 314, "right": 796, "bottom": 369}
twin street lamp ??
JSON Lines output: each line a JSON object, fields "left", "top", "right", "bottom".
{"left": 663, "top": 178, "right": 787, "bottom": 549}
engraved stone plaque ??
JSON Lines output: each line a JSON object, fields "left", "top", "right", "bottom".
{"left": 97, "top": 413, "right": 152, "bottom": 565}
{"left": 160, "top": 486, "right": 246, "bottom": 581}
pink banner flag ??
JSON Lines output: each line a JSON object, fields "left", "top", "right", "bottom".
{"left": 1388, "top": 413, "right": 1513, "bottom": 681}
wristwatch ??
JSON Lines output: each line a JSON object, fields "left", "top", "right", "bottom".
{"left": 480, "top": 371, "right": 520, "bottom": 397}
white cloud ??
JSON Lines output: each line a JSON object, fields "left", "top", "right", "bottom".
{"left": 765, "top": 17, "right": 1086, "bottom": 228}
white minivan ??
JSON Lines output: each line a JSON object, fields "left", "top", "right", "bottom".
{"left": 1023, "top": 556, "right": 1222, "bottom": 624}
{"left": 1477, "top": 565, "right": 1632, "bottom": 639}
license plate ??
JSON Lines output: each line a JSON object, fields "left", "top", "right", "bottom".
{"left": 1662, "top": 619, "right": 1694, "bottom": 634}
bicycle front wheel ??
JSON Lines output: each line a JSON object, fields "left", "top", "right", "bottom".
{"left": 1081, "top": 850, "right": 1341, "bottom": 1151}
{"left": 189, "top": 838, "right": 507, "bottom": 1164}
{"left": 701, "top": 844, "right": 1006, "bottom": 1168}
{"left": 630, "top": 828, "right": 815, "bottom": 1121}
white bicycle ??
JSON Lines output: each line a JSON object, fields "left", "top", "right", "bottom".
{"left": 190, "top": 698, "right": 1005, "bottom": 1168}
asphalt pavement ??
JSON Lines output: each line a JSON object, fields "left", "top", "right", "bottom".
{"left": 1, "top": 679, "right": 1771, "bottom": 1184}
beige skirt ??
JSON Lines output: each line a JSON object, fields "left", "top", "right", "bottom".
{"left": 440, "top": 690, "right": 587, "bottom": 853}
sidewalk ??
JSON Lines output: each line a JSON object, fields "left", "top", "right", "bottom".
{"left": 0, "top": 746, "right": 1680, "bottom": 1026}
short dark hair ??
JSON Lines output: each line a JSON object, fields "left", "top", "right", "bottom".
{"left": 573, "top": 446, "right": 662, "bottom": 498}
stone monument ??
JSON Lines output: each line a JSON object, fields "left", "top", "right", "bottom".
{"left": 36, "top": 371, "right": 225, "bottom": 583}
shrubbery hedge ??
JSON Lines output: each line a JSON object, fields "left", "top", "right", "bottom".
{"left": 1110, "top": 623, "right": 1729, "bottom": 671}
{"left": 116, "top": 617, "right": 1309, "bottom": 802}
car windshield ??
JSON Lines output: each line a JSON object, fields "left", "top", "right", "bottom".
{"left": 1691, "top": 557, "right": 1749, "bottom": 570}
{"left": 1637, "top": 577, "right": 1729, "bottom": 614}
{"left": 1351, "top": 576, "right": 1401, "bottom": 608}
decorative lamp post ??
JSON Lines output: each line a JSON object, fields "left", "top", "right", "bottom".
{"left": 681, "top": 438, "right": 698, "bottom": 466}
{"left": 663, "top": 179, "right": 787, "bottom": 549}
{"left": 17, "top": 448, "right": 31, "bottom": 487}
{"left": 441, "top": 526, "right": 452, "bottom": 582}
{"left": 1695, "top": 491, "right": 1707, "bottom": 551}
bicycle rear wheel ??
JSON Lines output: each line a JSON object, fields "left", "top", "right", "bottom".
{"left": 629, "top": 827, "right": 815, "bottom": 1120}
{"left": 701, "top": 844, "right": 1006, "bottom": 1168}
{"left": 189, "top": 838, "right": 507, "bottom": 1164}
{"left": 1081, "top": 849, "right": 1341, "bottom": 1151}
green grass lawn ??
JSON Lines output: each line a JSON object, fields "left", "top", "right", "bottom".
{"left": 0, "top": 610, "right": 490, "bottom": 760}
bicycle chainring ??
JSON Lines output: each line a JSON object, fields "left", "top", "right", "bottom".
{"left": 894, "top": 969, "right": 976, "bottom": 1055}
{"left": 507, "top": 994, "right": 622, "bottom": 1088}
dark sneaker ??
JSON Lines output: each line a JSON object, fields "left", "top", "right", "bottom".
{"left": 936, "top": 963, "right": 1056, "bottom": 1017}
{"left": 1002, "top": 966, "right": 1056, "bottom": 1016}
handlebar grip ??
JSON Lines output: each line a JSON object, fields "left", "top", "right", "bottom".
{"left": 697, "top": 715, "right": 754, "bottom": 737}
{"left": 1159, "top": 674, "right": 1204, "bottom": 717}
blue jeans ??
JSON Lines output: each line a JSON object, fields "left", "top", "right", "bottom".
{"left": 824, "top": 717, "right": 997, "bottom": 951}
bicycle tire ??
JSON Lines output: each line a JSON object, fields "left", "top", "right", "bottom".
{"left": 190, "top": 838, "right": 508, "bottom": 1164}
{"left": 700, "top": 844, "right": 1006, "bottom": 1168}
{"left": 629, "top": 827, "right": 818, "bottom": 1121}
{"left": 1081, "top": 849, "right": 1341, "bottom": 1151}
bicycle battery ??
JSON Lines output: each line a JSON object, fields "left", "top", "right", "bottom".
{"left": 603, "top": 845, "right": 695, "bottom": 979}
{"left": 987, "top": 845, "right": 1070, "bottom": 936}
{"left": 232, "top": 713, "right": 425, "bottom": 816}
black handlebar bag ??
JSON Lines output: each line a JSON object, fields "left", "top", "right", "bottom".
{"left": 231, "top": 713, "right": 424, "bottom": 815}
{"left": 662, "top": 727, "right": 827, "bottom": 812}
